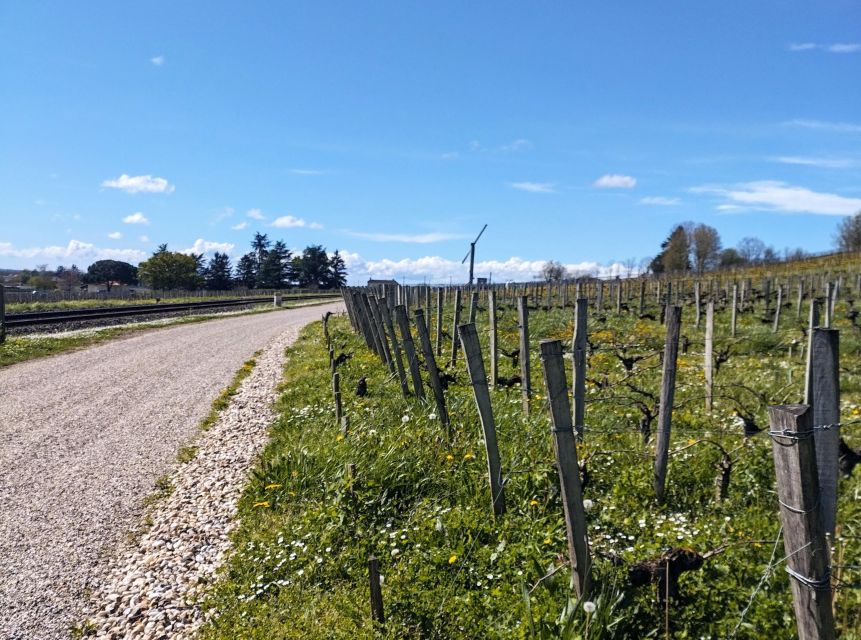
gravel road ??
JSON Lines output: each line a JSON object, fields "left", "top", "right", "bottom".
{"left": 0, "top": 302, "right": 342, "bottom": 640}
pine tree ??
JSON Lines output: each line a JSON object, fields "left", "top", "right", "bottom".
{"left": 257, "top": 241, "right": 292, "bottom": 288}
{"left": 235, "top": 253, "right": 257, "bottom": 289}
{"left": 292, "top": 245, "right": 330, "bottom": 289}
{"left": 205, "top": 252, "right": 233, "bottom": 290}
{"left": 328, "top": 250, "right": 348, "bottom": 288}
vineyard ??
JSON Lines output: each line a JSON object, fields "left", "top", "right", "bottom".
{"left": 200, "top": 269, "right": 861, "bottom": 639}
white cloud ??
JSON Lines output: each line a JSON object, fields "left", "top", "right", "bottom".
{"left": 789, "top": 42, "right": 861, "bottom": 53}
{"left": 345, "top": 231, "right": 467, "bottom": 244}
{"left": 246, "top": 208, "right": 266, "bottom": 220}
{"left": 0, "top": 240, "right": 147, "bottom": 266}
{"left": 510, "top": 182, "right": 556, "bottom": 194}
{"left": 500, "top": 138, "right": 532, "bottom": 152}
{"left": 594, "top": 174, "right": 637, "bottom": 189}
{"left": 139, "top": 235, "right": 150, "bottom": 242}
{"left": 639, "top": 196, "right": 681, "bottom": 206}
{"left": 441, "top": 151, "right": 459, "bottom": 160}
{"left": 271, "top": 215, "right": 324, "bottom": 229}
{"left": 151, "top": 55, "right": 165, "bottom": 66}
{"left": 102, "top": 174, "right": 174, "bottom": 194}
{"left": 107, "top": 231, "right": 123, "bottom": 240}
{"left": 784, "top": 119, "right": 861, "bottom": 133}
{"left": 180, "top": 239, "right": 235, "bottom": 256}
{"left": 288, "top": 168, "right": 326, "bottom": 176}
{"left": 231, "top": 221, "right": 249, "bottom": 231}
{"left": 692, "top": 180, "right": 861, "bottom": 216}
{"left": 340, "top": 251, "right": 629, "bottom": 284}
{"left": 773, "top": 156, "right": 855, "bottom": 169}
{"left": 122, "top": 212, "right": 150, "bottom": 225}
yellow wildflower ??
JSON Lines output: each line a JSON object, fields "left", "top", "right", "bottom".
{"left": 446, "top": 454, "right": 454, "bottom": 462}
{"left": 530, "top": 500, "right": 539, "bottom": 507}
{"left": 448, "top": 554, "right": 458, "bottom": 564}
{"left": 264, "top": 483, "right": 282, "bottom": 490}
{"left": 543, "top": 538, "right": 552, "bottom": 545}
{"left": 463, "top": 452, "right": 475, "bottom": 461}
{"left": 253, "top": 501, "right": 270, "bottom": 508}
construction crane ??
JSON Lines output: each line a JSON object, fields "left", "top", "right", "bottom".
{"left": 461, "top": 224, "right": 488, "bottom": 287}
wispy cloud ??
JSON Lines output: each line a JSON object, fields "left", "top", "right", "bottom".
{"left": 122, "top": 212, "right": 150, "bottom": 225}
{"left": 594, "top": 174, "right": 637, "bottom": 189}
{"left": 467, "top": 138, "right": 532, "bottom": 154}
{"left": 346, "top": 231, "right": 467, "bottom": 244}
{"left": 213, "top": 206, "right": 234, "bottom": 222}
{"left": 102, "top": 174, "right": 175, "bottom": 194}
{"left": 246, "top": 208, "right": 266, "bottom": 220}
{"left": 784, "top": 119, "right": 861, "bottom": 133}
{"left": 441, "top": 151, "right": 460, "bottom": 160}
{"left": 789, "top": 42, "right": 861, "bottom": 53}
{"left": 509, "top": 181, "right": 556, "bottom": 194}
{"left": 139, "top": 235, "right": 150, "bottom": 242}
{"left": 180, "top": 239, "right": 235, "bottom": 256}
{"left": 772, "top": 155, "right": 856, "bottom": 169}
{"left": 692, "top": 180, "right": 861, "bottom": 216}
{"left": 271, "top": 215, "right": 323, "bottom": 229}
{"left": 150, "top": 55, "right": 165, "bottom": 66}
{"left": 231, "top": 221, "right": 249, "bottom": 231}
{"left": 639, "top": 196, "right": 681, "bottom": 206}
{"left": 288, "top": 168, "right": 327, "bottom": 176}
{"left": 0, "top": 240, "right": 147, "bottom": 266}
{"left": 107, "top": 231, "right": 123, "bottom": 240}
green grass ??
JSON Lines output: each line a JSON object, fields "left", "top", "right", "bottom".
{"left": 199, "top": 352, "right": 261, "bottom": 432}
{"left": 197, "top": 293, "right": 861, "bottom": 639}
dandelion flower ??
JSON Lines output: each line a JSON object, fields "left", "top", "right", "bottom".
{"left": 583, "top": 601, "right": 596, "bottom": 614}
{"left": 428, "top": 413, "right": 437, "bottom": 420}
{"left": 463, "top": 452, "right": 475, "bottom": 461}
{"left": 401, "top": 415, "right": 410, "bottom": 423}
{"left": 543, "top": 538, "right": 551, "bottom": 545}
{"left": 446, "top": 454, "right": 454, "bottom": 462}
{"left": 253, "top": 501, "right": 270, "bottom": 508}
{"left": 529, "top": 499, "right": 539, "bottom": 507}
{"left": 583, "top": 499, "right": 594, "bottom": 511}
{"left": 448, "top": 554, "right": 458, "bottom": 564}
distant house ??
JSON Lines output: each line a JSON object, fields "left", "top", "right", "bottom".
{"left": 367, "top": 279, "right": 398, "bottom": 287}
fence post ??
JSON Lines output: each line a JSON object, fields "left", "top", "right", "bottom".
{"left": 394, "top": 305, "right": 425, "bottom": 400}
{"left": 333, "top": 372, "right": 343, "bottom": 424}
{"left": 517, "top": 296, "right": 531, "bottom": 416}
{"left": 797, "top": 281, "right": 804, "bottom": 319}
{"left": 468, "top": 290, "right": 479, "bottom": 324}
{"left": 539, "top": 339, "right": 592, "bottom": 599}
{"left": 488, "top": 290, "right": 498, "bottom": 387}
{"left": 0, "top": 284, "right": 5, "bottom": 344}
{"left": 654, "top": 306, "right": 682, "bottom": 503}
{"left": 435, "top": 287, "right": 444, "bottom": 357}
{"left": 694, "top": 281, "right": 701, "bottom": 328}
{"left": 730, "top": 284, "right": 738, "bottom": 338}
{"left": 804, "top": 301, "right": 821, "bottom": 405}
{"left": 451, "top": 288, "right": 462, "bottom": 366}
{"left": 379, "top": 301, "right": 410, "bottom": 398}
{"left": 351, "top": 292, "right": 376, "bottom": 351}
{"left": 368, "top": 556, "right": 386, "bottom": 626}
{"left": 638, "top": 280, "right": 645, "bottom": 316}
{"left": 572, "top": 298, "right": 587, "bottom": 435}
{"left": 458, "top": 322, "right": 506, "bottom": 517}
{"left": 824, "top": 282, "right": 833, "bottom": 328}
{"left": 414, "top": 309, "right": 451, "bottom": 438}
{"left": 768, "top": 405, "right": 836, "bottom": 640}
{"left": 369, "top": 296, "right": 395, "bottom": 374}
{"left": 773, "top": 285, "right": 783, "bottom": 333}
{"left": 705, "top": 301, "right": 714, "bottom": 412}
{"left": 811, "top": 329, "right": 840, "bottom": 539}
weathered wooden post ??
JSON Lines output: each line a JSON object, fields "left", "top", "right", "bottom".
{"left": 596, "top": 280, "right": 603, "bottom": 311}
{"left": 379, "top": 301, "right": 410, "bottom": 398}
{"left": 797, "top": 281, "right": 804, "bottom": 319}
{"left": 352, "top": 291, "right": 376, "bottom": 351}
{"left": 468, "top": 290, "right": 479, "bottom": 324}
{"left": 488, "top": 290, "right": 498, "bottom": 387}
{"left": 773, "top": 285, "right": 782, "bottom": 333}
{"left": 804, "top": 300, "right": 821, "bottom": 405}
{"left": 361, "top": 293, "right": 386, "bottom": 361}
{"left": 704, "top": 301, "right": 714, "bottom": 412}
{"left": 414, "top": 309, "right": 450, "bottom": 437}
{"left": 368, "top": 556, "right": 385, "bottom": 626}
{"left": 768, "top": 405, "right": 836, "bottom": 640}
{"left": 824, "top": 282, "right": 833, "bottom": 328}
{"left": 517, "top": 295, "right": 531, "bottom": 415}
{"left": 451, "top": 288, "right": 462, "bottom": 366}
{"left": 654, "top": 306, "right": 682, "bottom": 503}
{"left": 369, "top": 296, "right": 395, "bottom": 374}
{"left": 333, "top": 372, "right": 343, "bottom": 424}
{"left": 539, "top": 340, "right": 592, "bottom": 599}
{"left": 694, "top": 281, "right": 701, "bottom": 328}
{"left": 811, "top": 329, "right": 840, "bottom": 538}
{"left": 572, "top": 298, "right": 587, "bottom": 435}
{"left": 615, "top": 277, "right": 622, "bottom": 314}
{"left": 638, "top": 279, "right": 645, "bottom": 316}
{"left": 394, "top": 305, "right": 425, "bottom": 400}
{"left": 0, "top": 283, "right": 5, "bottom": 344}
{"left": 458, "top": 323, "right": 506, "bottom": 517}
{"left": 435, "top": 287, "right": 444, "bottom": 357}
{"left": 731, "top": 284, "right": 738, "bottom": 338}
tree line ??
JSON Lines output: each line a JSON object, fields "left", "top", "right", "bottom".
{"left": 13, "top": 233, "right": 349, "bottom": 291}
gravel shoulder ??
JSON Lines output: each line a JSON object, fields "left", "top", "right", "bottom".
{"left": 0, "top": 302, "right": 342, "bottom": 640}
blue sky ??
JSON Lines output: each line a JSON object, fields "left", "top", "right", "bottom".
{"left": 1, "top": 1, "right": 860, "bottom": 283}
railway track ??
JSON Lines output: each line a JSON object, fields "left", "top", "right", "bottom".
{"left": 3, "top": 293, "right": 339, "bottom": 328}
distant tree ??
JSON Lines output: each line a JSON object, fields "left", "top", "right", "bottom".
{"left": 717, "top": 248, "right": 746, "bottom": 270}
{"left": 652, "top": 225, "right": 690, "bottom": 274}
{"left": 836, "top": 210, "right": 861, "bottom": 252}
{"left": 538, "top": 260, "right": 569, "bottom": 282}
{"left": 56, "top": 264, "right": 83, "bottom": 292}
{"left": 762, "top": 246, "right": 780, "bottom": 264}
{"left": 204, "top": 252, "right": 233, "bottom": 290}
{"left": 235, "top": 253, "right": 258, "bottom": 289}
{"left": 783, "top": 247, "right": 809, "bottom": 262}
{"left": 293, "top": 245, "right": 331, "bottom": 289}
{"left": 85, "top": 260, "right": 138, "bottom": 291}
{"left": 690, "top": 224, "right": 722, "bottom": 274}
{"left": 328, "top": 250, "right": 348, "bottom": 288}
{"left": 257, "top": 241, "right": 293, "bottom": 288}
{"left": 137, "top": 248, "right": 202, "bottom": 290}
{"left": 28, "top": 264, "right": 57, "bottom": 290}
{"left": 737, "top": 237, "right": 765, "bottom": 264}
{"left": 251, "top": 232, "right": 270, "bottom": 270}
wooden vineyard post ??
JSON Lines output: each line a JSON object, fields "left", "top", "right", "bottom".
{"left": 425, "top": 285, "right": 431, "bottom": 319}
{"left": 797, "top": 281, "right": 804, "bottom": 319}
{"left": 379, "top": 301, "right": 410, "bottom": 398}
{"left": 468, "top": 290, "right": 479, "bottom": 324}
{"left": 811, "top": 329, "right": 840, "bottom": 538}
{"left": 638, "top": 280, "right": 645, "bottom": 316}
{"left": 539, "top": 340, "right": 592, "bottom": 599}
{"left": 767, "top": 405, "right": 836, "bottom": 640}
{"left": 517, "top": 296, "right": 531, "bottom": 415}
{"left": 731, "top": 284, "right": 738, "bottom": 337}
{"left": 0, "top": 283, "right": 5, "bottom": 344}
{"left": 435, "top": 287, "right": 444, "bottom": 357}
{"left": 451, "top": 288, "right": 462, "bottom": 366}
{"left": 333, "top": 372, "right": 342, "bottom": 424}
{"left": 694, "top": 281, "right": 701, "bottom": 328}
{"left": 352, "top": 292, "right": 375, "bottom": 351}
{"left": 458, "top": 323, "right": 506, "bottom": 517}
{"left": 773, "top": 285, "right": 782, "bottom": 333}
{"left": 804, "top": 301, "right": 821, "bottom": 405}
{"left": 825, "top": 282, "right": 833, "bottom": 328}
{"left": 572, "top": 298, "right": 587, "bottom": 435}
{"left": 596, "top": 281, "right": 603, "bottom": 311}
{"left": 488, "top": 290, "right": 498, "bottom": 387}
{"left": 654, "top": 306, "right": 682, "bottom": 503}
{"left": 369, "top": 296, "right": 395, "bottom": 375}
{"left": 704, "top": 301, "right": 714, "bottom": 412}
{"left": 368, "top": 556, "right": 385, "bottom": 626}
{"left": 615, "top": 277, "right": 622, "bottom": 314}
{"left": 394, "top": 305, "right": 425, "bottom": 400}
{"left": 414, "top": 309, "right": 451, "bottom": 438}
{"left": 360, "top": 294, "right": 386, "bottom": 361}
